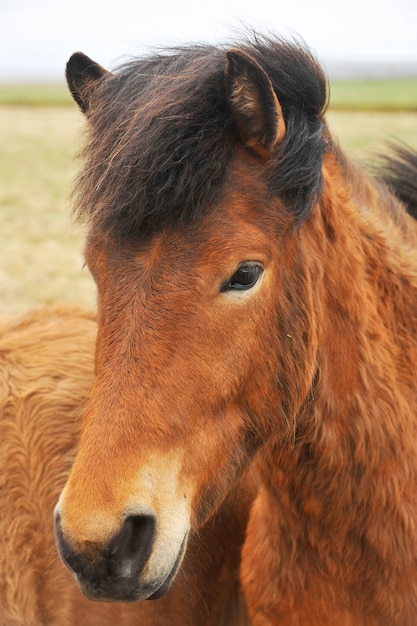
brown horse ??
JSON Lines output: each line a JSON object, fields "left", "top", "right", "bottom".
{"left": 55, "top": 35, "right": 417, "bottom": 625}
{"left": 0, "top": 306, "right": 253, "bottom": 625}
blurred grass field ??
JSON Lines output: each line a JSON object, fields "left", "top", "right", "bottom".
{"left": 1, "top": 80, "right": 417, "bottom": 315}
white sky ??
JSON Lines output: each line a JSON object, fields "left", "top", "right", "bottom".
{"left": 1, "top": 0, "right": 416, "bottom": 81}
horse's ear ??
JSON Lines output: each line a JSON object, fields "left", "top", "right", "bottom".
{"left": 66, "top": 52, "right": 110, "bottom": 114}
{"left": 225, "top": 49, "right": 286, "bottom": 159}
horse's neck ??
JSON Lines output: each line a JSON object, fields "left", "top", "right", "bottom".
{"left": 260, "top": 149, "right": 417, "bottom": 594}
{"left": 300, "top": 149, "right": 417, "bottom": 465}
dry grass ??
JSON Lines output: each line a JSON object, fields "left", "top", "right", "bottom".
{"left": 327, "top": 110, "right": 417, "bottom": 161}
{"left": 1, "top": 105, "right": 417, "bottom": 315}
{"left": 0, "top": 106, "right": 96, "bottom": 315}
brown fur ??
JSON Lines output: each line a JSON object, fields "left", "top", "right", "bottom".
{"left": 58, "top": 35, "right": 417, "bottom": 626}
{"left": 241, "top": 151, "right": 417, "bottom": 625}
{"left": 0, "top": 306, "right": 253, "bottom": 625}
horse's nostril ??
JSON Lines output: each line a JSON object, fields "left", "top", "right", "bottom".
{"left": 107, "top": 514, "right": 157, "bottom": 576}
{"left": 55, "top": 508, "right": 157, "bottom": 584}
{"left": 54, "top": 510, "right": 87, "bottom": 576}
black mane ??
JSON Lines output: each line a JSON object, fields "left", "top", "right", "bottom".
{"left": 376, "top": 144, "right": 417, "bottom": 221}
{"left": 73, "top": 35, "right": 328, "bottom": 238}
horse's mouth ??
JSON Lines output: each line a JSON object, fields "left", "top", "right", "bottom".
{"left": 74, "top": 533, "right": 189, "bottom": 603}
{"left": 148, "top": 534, "right": 188, "bottom": 600}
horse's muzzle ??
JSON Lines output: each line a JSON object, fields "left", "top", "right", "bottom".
{"left": 54, "top": 510, "right": 165, "bottom": 601}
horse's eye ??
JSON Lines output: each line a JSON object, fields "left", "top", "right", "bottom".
{"left": 221, "top": 263, "right": 264, "bottom": 292}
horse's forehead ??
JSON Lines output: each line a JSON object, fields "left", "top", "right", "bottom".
{"left": 85, "top": 161, "right": 277, "bottom": 277}
{"left": 86, "top": 207, "right": 276, "bottom": 284}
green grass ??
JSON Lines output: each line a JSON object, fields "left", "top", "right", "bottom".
{"left": 0, "top": 78, "right": 416, "bottom": 110}
{"left": 329, "top": 78, "right": 417, "bottom": 111}
{"left": 0, "top": 84, "right": 72, "bottom": 106}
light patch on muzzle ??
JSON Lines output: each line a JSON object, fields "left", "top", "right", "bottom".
{"left": 124, "top": 448, "right": 192, "bottom": 594}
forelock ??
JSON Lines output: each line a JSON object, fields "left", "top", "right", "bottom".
{"left": 72, "top": 35, "right": 328, "bottom": 239}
